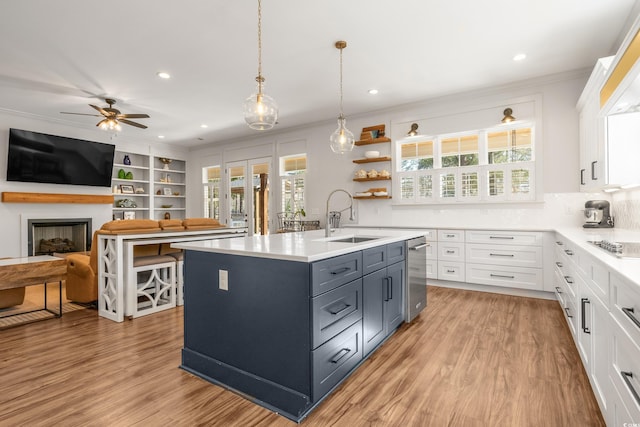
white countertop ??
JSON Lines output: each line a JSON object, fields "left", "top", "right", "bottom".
{"left": 554, "top": 227, "right": 640, "bottom": 288}
{"left": 173, "top": 228, "right": 426, "bottom": 262}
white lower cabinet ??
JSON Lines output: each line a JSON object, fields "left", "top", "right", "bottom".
{"left": 555, "top": 232, "right": 640, "bottom": 425}
{"left": 465, "top": 263, "right": 542, "bottom": 290}
{"left": 437, "top": 261, "right": 465, "bottom": 282}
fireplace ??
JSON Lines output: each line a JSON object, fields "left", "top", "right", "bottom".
{"left": 27, "top": 218, "right": 92, "bottom": 256}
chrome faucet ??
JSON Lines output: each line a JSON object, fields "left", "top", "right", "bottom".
{"left": 325, "top": 189, "right": 354, "bottom": 237}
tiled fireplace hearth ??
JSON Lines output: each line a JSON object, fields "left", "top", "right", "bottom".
{"left": 26, "top": 218, "right": 92, "bottom": 256}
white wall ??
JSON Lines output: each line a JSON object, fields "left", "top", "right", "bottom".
{"left": 0, "top": 111, "right": 188, "bottom": 258}
{"left": 187, "top": 71, "right": 593, "bottom": 230}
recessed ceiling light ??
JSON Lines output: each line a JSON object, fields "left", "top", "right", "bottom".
{"left": 513, "top": 53, "right": 526, "bottom": 62}
{"left": 158, "top": 135, "right": 165, "bottom": 139}
{"left": 157, "top": 71, "right": 171, "bottom": 79}
{"left": 200, "top": 124, "right": 208, "bottom": 128}
{"left": 368, "top": 89, "right": 379, "bottom": 95}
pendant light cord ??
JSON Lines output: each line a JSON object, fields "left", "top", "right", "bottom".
{"left": 256, "top": 0, "right": 263, "bottom": 93}
{"left": 339, "top": 45, "right": 344, "bottom": 117}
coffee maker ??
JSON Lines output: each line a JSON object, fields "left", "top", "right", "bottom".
{"left": 583, "top": 200, "right": 614, "bottom": 228}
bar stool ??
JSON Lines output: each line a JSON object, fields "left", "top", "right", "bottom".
{"left": 127, "top": 254, "right": 176, "bottom": 318}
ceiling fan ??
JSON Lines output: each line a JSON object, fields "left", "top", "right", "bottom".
{"left": 61, "top": 98, "right": 150, "bottom": 130}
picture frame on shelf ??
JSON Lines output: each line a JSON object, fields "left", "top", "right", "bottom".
{"left": 123, "top": 211, "right": 136, "bottom": 220}
{"left": 163, "top": 187, "right": 172, "bottom": 196}
{"left": 120, "top": 184, "right": 134, "bottom": 194}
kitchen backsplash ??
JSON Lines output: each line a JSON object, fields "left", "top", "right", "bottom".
{"left": 612, "top": 188, "right": 640, "bottom": 230}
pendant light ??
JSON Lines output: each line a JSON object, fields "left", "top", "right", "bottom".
{"left": 243, "top": 0, "right": 278, "bottom": 130}
{"left": 329, "top": 41, "right": 355, "bottom": 154}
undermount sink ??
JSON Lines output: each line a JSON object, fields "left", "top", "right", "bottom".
{"left": 330, "top": 236, "right": 381, "bottom": 243}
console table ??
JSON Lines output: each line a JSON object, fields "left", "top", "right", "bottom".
{"left": 0, "top": 256, "right": 67, "bottom": 327}
{"left": 96, "top": 227, "right": 246, "bottom": 322}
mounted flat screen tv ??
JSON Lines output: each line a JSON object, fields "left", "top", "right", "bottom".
{"left": 6, "top": 128, "right": 115, "bottom": 187}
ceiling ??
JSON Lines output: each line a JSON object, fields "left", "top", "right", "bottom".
{"left": 0, "top": 0, "right": 637, "bottom": 148}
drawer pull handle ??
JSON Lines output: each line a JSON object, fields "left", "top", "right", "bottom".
{"left": 591, "top": 160, "right": 598, "bottom": 180}
{"left": 331, "top": 348, "right": 351, "bottom": 364}
{"left": 555, "top": 286, "right": 562, "bottom": 294}
{"left": 555, "top": 262, "right": 563, "bottom": 268}
{"left": 564, "top": 276, "right": 574, "bottom": 284}
{"left": 445, "top": 250, "right": 455, "bottom": 254}
{"left": 581, "top": 298, "right": 591, "bottom": 334}
{"left": 446, "top": 269, "right": 456, "bottom": 273}
{"left": 445, "top": 234, "right": 456, "bottom": 238}
{"left": 489, "top": 253, "right": 515, "bottom": 257}
{"left": 621, "top": 371, "right": 640, "bottom": 407}
{"left": 330, "top": 267, "right": 350, "bottom": 275}
{"left": 556, "top": 241, "right": 564, "bottom": 246}
{"left": 489, "top": 236, "right": 515, "bottom": 239}
{"left": 490, "top": 274, "right": 515, "bottom": 279}
{"left": 328, "top": 303, "right": 351, "bottom": 315}
{"left": 622, "top": 307, "right": 640, "bottom": 330}
{"left": 564, "top": 249, "right": 574, "bottom": 256}
{"left": 564, "top": 307, "right": 573, "bottom": 318}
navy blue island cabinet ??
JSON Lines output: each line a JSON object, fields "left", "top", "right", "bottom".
{"left": 180, "top": 241, "right": 406, "bottom": 422}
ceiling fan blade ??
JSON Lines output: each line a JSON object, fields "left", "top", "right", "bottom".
{"left": 89, "top": 104, "right": 109, "bottom": 116}
{"left": 60, "top": 112, "right": 102, "bottom": 117}
{"left": 119, "top": 118, "right": 148, "bottom": 129}
{"left": 96, "top": 119, "right": 108, "bottom": 127}
{"left": 117, "top": 113, "right": 150, "bottom": 119}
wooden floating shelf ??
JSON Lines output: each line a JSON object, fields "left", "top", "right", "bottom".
{"left": 353, "top": 195, "right": 392, "bottom": 200}
{"left": 354, "top": 137, "right": 391, "bottom": 146}
{"left": 352, "top": 156, "right": 392, "bottom": 164}
{"left": 353, "top": 177, "right": 391, "bottom": 182}
{"left": 2, "top": 192, "right": 114, "bottom": 204}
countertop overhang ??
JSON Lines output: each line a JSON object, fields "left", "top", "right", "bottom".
{"left": 172, "top": 228, "right": 426, "bottom": 262}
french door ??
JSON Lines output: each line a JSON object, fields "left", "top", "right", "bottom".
{"left": 225, "top": 158, "right": 271, "bottom": 236}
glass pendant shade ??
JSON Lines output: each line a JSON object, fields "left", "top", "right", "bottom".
{"left": 329, "top": 116, "right": 355, "bottom": 154}
{"left": 243, "top": 82, "right": 278, "bottom": 130}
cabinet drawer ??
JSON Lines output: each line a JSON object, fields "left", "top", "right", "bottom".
{"left": 312, "top": 279, "right": 362, "bottom": 349}
{"left": 465, "top": 244, "right": 542, "bottom": 268}
{"left": 312, "top": 252, "right": 362, "bottom": 296}
{"left": 438, "top": 229, "right": 464, "bottom": 242}
{"left": 438, "top": 261, "right": 465, "bottom": 282}
{"left": 386, "top": 241, "right": 406, "bottom": 265}
{"left": 564, "top": 296, "right": 578, "bottom": 337}
{"left": 580, "top": 254, "right": 609, "bottom": 307}
{"left": 426, "top": 259, "right": 437, "bottom": 279}
{"left": 610, "top": 323, "right": 640, "bottom": 419}
{"left": 438, "top": 242, "right": 464, "bottom": 261}
{"left": 611, "top": 272, "right": 640, "bottom": 345}
{"left": 312, "top": 320, "right": 362, "bottom": 401}
{"left": 466, "top": 230, "right": 543, "bottom": 246}
{"left": 362, "top": 246, "right": 386, "bottom": 276}
{"left": 465, "top": 263, "right": 543, "bottom": 291}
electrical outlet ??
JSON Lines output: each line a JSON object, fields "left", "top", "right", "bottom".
{"left": 219, "top": 269, "right": 228, "bottom": 291}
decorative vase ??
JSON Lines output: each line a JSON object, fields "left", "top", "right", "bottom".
{"left": 123, "top": 155, "right": 131, "bottom": 165}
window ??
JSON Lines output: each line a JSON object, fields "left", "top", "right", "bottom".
{"left": 395, "top": 123, "right": 535, "bottom": 204}
{"left": 202, "top": 166, "right": 221, "bottom": 219}
{"left": 400, "top": 139, "right": 434, "bottom": 171}
{"left": 441, "top": 135, "right": 479, "bottom": 167}
{"left": 280, "top": 154, "right": 306, "bottom": 214}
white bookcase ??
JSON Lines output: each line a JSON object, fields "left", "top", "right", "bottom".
{"left": 111, "top": 151, "right": 186, "bottom": 220}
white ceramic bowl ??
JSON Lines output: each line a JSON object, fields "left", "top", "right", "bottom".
{"left": 364, "top": 150, "right": 380, "bottom": 158}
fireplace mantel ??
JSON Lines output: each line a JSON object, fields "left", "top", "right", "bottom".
{"left": 2, "top": 192, "right": 114, "bottom": 204}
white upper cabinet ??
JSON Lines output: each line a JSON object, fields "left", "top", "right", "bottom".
{"left": 576, "top": 57, "right": 612, "bottom": 191}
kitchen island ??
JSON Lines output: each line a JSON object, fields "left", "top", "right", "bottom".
{"left": 173, "top": 228, "right": 426, "bottom": 422}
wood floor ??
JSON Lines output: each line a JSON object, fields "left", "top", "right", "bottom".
{"left": 0, "top": 286, "right": 604, "bottom": 426}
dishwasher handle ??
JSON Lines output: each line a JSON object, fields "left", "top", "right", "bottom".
{"left": 409, "top": 243, "right": 429, "bottom": 251}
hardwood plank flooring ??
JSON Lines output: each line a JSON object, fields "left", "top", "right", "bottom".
{"left": 0, "top": 286, "right": 604, "bottom": 426}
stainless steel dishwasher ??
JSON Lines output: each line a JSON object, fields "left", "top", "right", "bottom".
{"left": 406, "top": 236, "right": 428, "bottom": 322}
